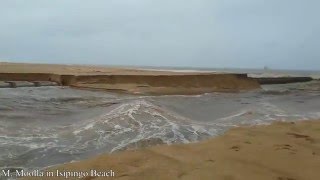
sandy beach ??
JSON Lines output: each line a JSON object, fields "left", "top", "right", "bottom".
{"left": 0, "top": 62, "right": 213, "bottom": 75}
{"left": 23, "top": 120, "right": 320, "bottom": 180}
{"left": 0, "top": 62, "right": 260, "bottom": 95}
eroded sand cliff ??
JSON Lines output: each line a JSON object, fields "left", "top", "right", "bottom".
{"left": 0, "top": 63, "right": 260, "bottom": 95}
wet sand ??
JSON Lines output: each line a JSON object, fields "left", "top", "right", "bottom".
{"left": 27, "top": 120, "right": 320, "bottom": 180}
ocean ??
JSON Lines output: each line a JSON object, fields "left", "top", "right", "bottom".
{"left": 133, "top": 66, "right": 320, "bottom": 79}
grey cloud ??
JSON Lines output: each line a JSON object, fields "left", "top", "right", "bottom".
{"left": 0, "top": 0, "right": 319, "bottom": 70}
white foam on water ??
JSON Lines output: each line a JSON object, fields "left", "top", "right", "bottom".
{"left": 67, "top": 99, "right": 221, "bottom": 153}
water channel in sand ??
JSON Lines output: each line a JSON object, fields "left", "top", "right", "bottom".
{"left": 0, "top": 81, "right": 320, "bottom": 172}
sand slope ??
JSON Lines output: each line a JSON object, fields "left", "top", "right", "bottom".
{"left": 26, "top": 120, "right": 320, "bottom": 180}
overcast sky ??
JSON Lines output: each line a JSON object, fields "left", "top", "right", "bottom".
{"left": 0, "top": 0, "right": 319, "bottom": 70}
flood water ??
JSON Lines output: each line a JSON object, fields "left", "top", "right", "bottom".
{"left": 0, "top": 81, "right": 320, "bottom": 173}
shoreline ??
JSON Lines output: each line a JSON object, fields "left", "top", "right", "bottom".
{"left": 0, "top": 63, "right": 261, "bottom": 95}
{"left": 26, "top": 119, "right": 320, "bottom": 180}
{"left": 0, "top": 62, "right": 315, "bottom": 95}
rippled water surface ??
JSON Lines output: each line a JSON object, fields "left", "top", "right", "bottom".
{"left": 1, "top": 81, "right": 320, "bottom": 172}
